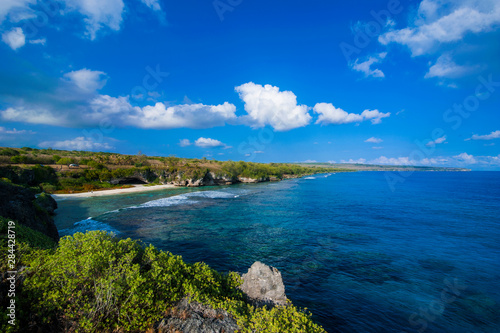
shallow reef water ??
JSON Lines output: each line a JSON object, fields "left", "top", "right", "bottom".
{"left": 56, "top": 172, "right": 500, "bottom": 332}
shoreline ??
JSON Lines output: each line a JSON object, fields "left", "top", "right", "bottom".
{"left": 51, "top": 184, "right": 177, "bottom": 200}
{"left": 49, "top": 173, "right": 328, "bottom": 201}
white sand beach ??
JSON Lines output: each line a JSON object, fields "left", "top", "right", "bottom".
{"left": 51, "top": 184, "right": 177, "bottom": 200}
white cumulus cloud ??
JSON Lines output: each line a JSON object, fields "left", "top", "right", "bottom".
{"left": 0, "top": 0, "right": 35, "bottom": 24}
{"left": 62, "top": 0, "right": 125, "bottom": 40}
{"left": 378, "top": 0, "right": 500, "bottom": 81}
{"left": 140, "top": 0, "right": 161, "bottom": 11}
{"left": 131, "top": 102, "right": 237, "bottom": 129}
{"left": 370, "top": 156, "right": 412, "bottom": 165}
{"left": 425, "top": 54, "right": 478, "bottom": 79}
{"left": 425, "top": 136, "right": 447, "bottom": 147}
{"left": 1, "top": 106, "right": 65, "bottom": 126}
{"left": 2, "top": 27, "right": 25, "bottom": 50}
{"left": 379, "top": 1, "right": 500, "bottom": 56}
{"left": 341, "top": 158, "right": 367, "bottom": 164}
{"left": 29, "top": 38, "right": 46, "bottom": 45}
{"left": 178, "top": 139, "right": 191, "bottom": 147}
{"left": 0, "top": 126, "right": 35, "bottom": 135}
{"left": 351, "top": 52, "right": 387, "bottom": 78}
{"left": 39, "top": 136, "right": 113, "bottom": 151}
{"left": 466, "top": 130, "right": 500, "bottom": 141}
{"left": 194, "top": 137, "right": 228, "bottom": 148}
{"left": 314, "top": 103, "right": 390, "bottom": 125}
{"left": 454, "top": 152, "right": 477, "bottom": 164}
{"left": 64, "top": 68, "right": 108, "bottom": 94}
{"left": 235, "top": 82, "right": 312, "bottom": 131}
{"left": 1, "top": 68, "right": 237, "bottom": 131}
{"left": 365, "top": 137, "right": 383, "bottom": 143}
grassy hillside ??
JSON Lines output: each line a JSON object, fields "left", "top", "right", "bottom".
{"left": 0, "top": 147, "right": 350, "bottom": 193}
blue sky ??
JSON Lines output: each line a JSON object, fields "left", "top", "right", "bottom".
{"left": 1, "top": 0, "right": 499, "bottom": 169}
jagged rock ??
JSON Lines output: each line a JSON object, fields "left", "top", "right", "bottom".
{"left": 154, "top": 298, "right": 239, "bottom": 333}
{"left": 0, "top": 181, "right": 59, "bottom": 241}
{"left": 238, "top": 177, "right": 259, "bottom": 183}
{"left": 240, "top": 261, "right": 288, "bottom": 306}
{"left": 238, "top": 176, "right": 269, "bottom": 183}
{"left": 187, "top": 179, "right": 203, "bottom": 187}
{"left": 207, "top": 172, "right": 233, "bottom": 186}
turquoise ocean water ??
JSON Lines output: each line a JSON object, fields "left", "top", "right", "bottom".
{"left": 55, "top": 172, "right": 500, "bottom": 332}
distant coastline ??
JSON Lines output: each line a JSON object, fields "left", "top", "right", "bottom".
{"left": 295, "top": 162, "right": 471, "bottom": 172}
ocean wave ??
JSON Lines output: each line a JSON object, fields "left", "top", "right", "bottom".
{"left": 59, "top": 218, "right": 120, "bottom": 236}
{"left": 304, "top": 177, "right": 316, "bottom": 180}
{"left": 186, "top": 190, "right": 238, "bottom": 199}
{"left": 132, "top": 194, "right": 195, "bottom": 208}
{"left": 129, "top": 190, "right": 240, "bottom": 209}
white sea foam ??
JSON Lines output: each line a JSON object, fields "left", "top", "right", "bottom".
{"left": 304, "top": 177, "right": 316, "bottom": 180}
{"left": 60, "top": 218, "right": 120, "bottom": 236}
{"left": 129, "top": 190, "right": 240, "bottom": 209}
{"left": 133, "top": 194, "right": 195, "bottom": 208}
{"left": 186, "top": 190, "right": 237, "bottom": 199}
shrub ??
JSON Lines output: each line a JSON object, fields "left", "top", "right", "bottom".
{"left": 40, "top": 183, "right": 58, "bottom": 193}
{"left": 57, "top": 157, "right": 74, "bottom": 165}
{"left": 31, "top": 165, "right": 58, "bottom": 185}
{"left": 0, "top": 217, "right": 56, "bottom": 251}
{"left": 0, "top": 148, "right": 19, "bottom": 156}
{"left": 10, "top": 155, "right": 28, "bottom": 164}
{"left": 18, "top": 231, "right": 325, "bottom": 333}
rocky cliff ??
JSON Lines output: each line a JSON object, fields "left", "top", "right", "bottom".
{"left": 0, "top": 181, "right": 59, "bottom": 242}
{"left": 111, "top": 170, "right": 284, "bottom": 188}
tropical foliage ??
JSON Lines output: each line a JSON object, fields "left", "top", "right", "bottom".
{"left": 0, "top": 229, "right": 325, "bottom": 332}
{"left": 0, "top": 146, "right": 349, "bottom": 193}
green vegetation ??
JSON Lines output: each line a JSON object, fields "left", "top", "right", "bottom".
{"left": 0, "top": 148, "right": 20, "bottom": 156}
{"left": 0, "top": 217, "right": 56, "bottom": 250}
{"left": 0, "top": 146, "right": 348, "bottom": 193}
{"left": 1, "top": 229, "right": 325, "bottom": 332}
{"left": 0, "top": 147, "right": 331, "bottom": 332}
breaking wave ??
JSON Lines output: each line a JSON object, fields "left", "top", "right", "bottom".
{"left": 59, "top": 218, "right": 120, "bottom": 236}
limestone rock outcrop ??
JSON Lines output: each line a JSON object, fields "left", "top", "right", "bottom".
{"left": 153, "top": 262, "right": 289, "bottom": 332}
{"left": 240, "top": 261, "right": 288, "bottom": 306}
{"left": 154, "top": 298, "right": 239, "bottom": 333}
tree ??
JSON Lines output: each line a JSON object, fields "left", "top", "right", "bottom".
{"left": 10, "top": 155, "right": 28, "bottom": 164}
{"left": 57, "top": 157, "right": 74, "bottom": 165}
{"left": 0, "top": 148, "right": 19, "bottom": 156}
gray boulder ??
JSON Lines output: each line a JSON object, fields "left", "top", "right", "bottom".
{"left": 154, "top": 298, "right": 239, "bottom": 333}
{"left": 240, "top": 261, "right": 288, "bottom": 306}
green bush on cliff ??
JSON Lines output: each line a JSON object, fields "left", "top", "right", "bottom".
{"left": 15, "top": 231, "right": 325, "bottom": 332}
{"left": 0, "top": 217, "right": 56, "bottom": 251}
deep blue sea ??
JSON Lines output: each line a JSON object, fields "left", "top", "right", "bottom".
{"left": 55, "top": 172, "right": 500, "bottom": 333}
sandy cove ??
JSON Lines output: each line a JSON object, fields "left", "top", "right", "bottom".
{"left": 51, "top": 184, "right": 177, "bottom": 200}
